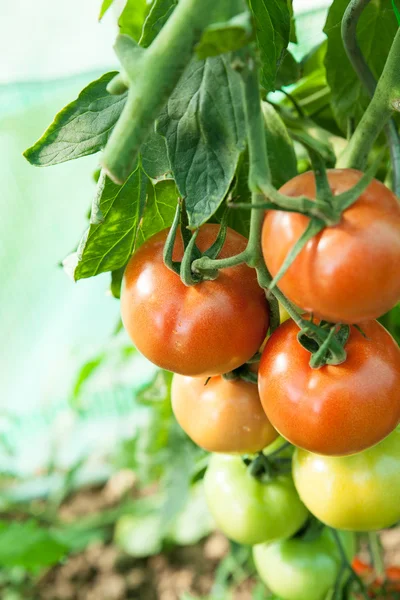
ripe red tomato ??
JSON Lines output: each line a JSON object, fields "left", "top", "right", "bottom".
{"left": 171, "top": 373, "right": 278, "bottom": 453}
{"left": 121, "top": 225, "right": 269, "bottom": 376}
{"left": 258, "top": 319, "right": 400, "bottom": 455}
{"left": 262, "top": 169, "right": 400, "bottom": 323}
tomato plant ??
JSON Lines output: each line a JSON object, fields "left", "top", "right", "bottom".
{"left": 293, "top": 428, "right": 400, "bottom": 531}
{"left": 253, "top": 528, "right": 355, "bottom": 600}
{"left": 258, "top": 318, "right": 400, "bottom": 456}
{"left": 121, "top": 225, "right": 269, "bottom": 376}
{"left": 171, "top": 372, "right": 277, "bottom": 453}
{"left": 21, "top": 0, "right": 400, "bottom": 596}
{"left": 204, "top": 454, "right": 308, "bottom": 546}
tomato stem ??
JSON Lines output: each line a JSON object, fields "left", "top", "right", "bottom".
{"left": 368, "top": 532, "right": 385, "bottom": 581}
{"left": 330, "top": 528, "right": 370, "bottom": 600}
{"left": 341, "top": 0, "right": 400, "bottom": 195}
{"left": 338, "top": 27, "right": 400, "bottom": 175}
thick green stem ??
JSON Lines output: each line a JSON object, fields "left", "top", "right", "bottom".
{"left": 341, "top": 0, "right": 400, "bottom": 194}
{"left": 368, "top": 532, "right": 385, "bottom": 580}
{"left": 101, "top": 0, "right": 220, "bottom": 184}
{"left": 330, "top": 529, "right": 369, "bottom": 600}
{"left": 338, "top": 28, "right": 400, "bottom": 171}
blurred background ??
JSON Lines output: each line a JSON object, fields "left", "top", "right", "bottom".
{"left": 0, "top": 1, "right": 347, "bottom": 599}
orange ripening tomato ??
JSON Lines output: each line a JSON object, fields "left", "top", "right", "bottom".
{"left": 262, "top": 169, "right": 400, "bottom": 323}
{"left": 121, "top": 225, "right": 269, "bottom": 376}
{"left": 258, "top": 319, "right": 400, "bottom": 456}
{"left": 171, "top": 373, "right": 278, "bottom": 453}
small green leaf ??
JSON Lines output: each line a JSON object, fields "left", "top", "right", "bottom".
{"left": 139, "top": 0, "right": 178, "bottom": 48}
{"left": 110, "top": 265, "right": 126, "bottom": 299}
{"left": 157, "top": 55, "right": 246, "bottom": 228}
{"left": 72, "top": 354, "right": 105, "bottom": 402}
{"left": 393, "top": 0, "right": 400, "bottom": 26}
{"left": 136, "top": 180, "right": 179, "bottom": 247}
{"left": 249, "top": 0, "right": 291, "bottom": 91}
{"left": 99, "top": 0, "right": 115, "bottom": 20}
{"left": 262, "top": 102, "right": 297, "bottom": 188}
{"left": 64, "top": 167, "right": 148, "bottom": 281}
{"left": 119, "top": 0, "right": 148, "bottom": 42}
{"left": 275, "top": 50, "right": 300, "bottom": 88}
{"left": 195, "top": 12, "right": 253, "bottom": 59}
{"left": 0, "top": 521, "right": 68, "bottom": 572}
{"left": 24, "top": 73, "right": 127, "bottom": 166}
{"left": 324, "top": 0, "right": 397, "bottom": 131}
{"left": 141, "top": 128, "right": 171, "bottom": 180}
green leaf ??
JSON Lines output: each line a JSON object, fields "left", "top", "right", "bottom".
{"left": 110, "top": 265, "right": 126, "bottom": 299}
{"left": 281, "top": 110, "right": 337, "bottom": 167}
{"left": 287, "top": 0, "right": 297, "bottom": 44}
{"left": 275, "top": 50, "right": 300, "bottom": 88}
{"left": 119, "top": 0, "right": 148, "bottom": 42}
{"left": 140, "top": 0, "right": 178, "bottom": 48}
{"left": 64, "top": 167, "right": 148, "bottom": 281}
{"left": 262, "top": 102, "right": 297, "bottom": 188}
{"left": 249, "top": 0, "right": 291, "bottom": 91}
{"left": 23, "top": 73, "right": 127, "bottom": 166}
{"left": 157, "top": 55, "right": 246, "bottom": 228}
{"left": 195, "top": 12, "right": 253, "bottom": 59}
{"left": 0, "top": 520, "right": 67, "bottom": 572}
{"left": 136, "top": 179, "right": 179, "bottom": 246}
{"left": 324, "top": 0, "right": 398, "bottom": 132}
{"left": 71, "top": 354, "right": 105, "bottom": 402}
{"left": 99, "top": 0, "right": 115, "bottom": 20}
{"left": 141, "top": 128, "right": 171, "bottom": 180}
{"left": 394, "top": 0, "right": 400, "bottom": 25}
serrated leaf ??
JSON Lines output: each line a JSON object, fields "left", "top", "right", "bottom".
{"left": 262, "top": 102, "right": 297, "bottom": 188}
{"left": 249, "top": 0, "right": 291, "bottom": 91}
{"left": 157, "top": 55, "right": 246, "bottom": 228}
{"left": 140, "top": 0, "right": 178, "bottom": 48}
{"left": 99, "top": 0, "right": 115, "bottom": 20}
{"left": 136, "top": 179, "right": 178, "bottom": 246}
{"left": 0, "top": 520, "right": 68, "bottom": 572}
{"left": 324, "top": 0, "right": 398, "bottom": 132}
{"left": 119, "top": 0, "right": 148, "bottom": 42}
{"left": 195, "top": 12, "right": 253, "bottom": 59}
{"left": 64, "top": 167, "right": 148, "bottom": 281}
{"left": 23, "top": 73, "right": 127, "bottom": 166}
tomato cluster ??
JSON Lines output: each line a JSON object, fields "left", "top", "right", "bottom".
{"left": 121, "top": 170, "right": 400, "bottom": 600}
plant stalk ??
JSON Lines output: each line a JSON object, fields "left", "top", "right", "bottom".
{"left": 341, "top": 0, "right": 400, "bottom": 195}
{"left": 338, "top": 28, "right": 400, "bottom": 172}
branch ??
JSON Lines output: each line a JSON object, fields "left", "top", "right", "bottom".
{"left": 338, "top": 28, "right": 400, "bottom": 172}
{"left": 341, "top": 0, "right": 400, "bottom": 195}
{"left": 101, "top": 0, "right": 224, "bottom": 184}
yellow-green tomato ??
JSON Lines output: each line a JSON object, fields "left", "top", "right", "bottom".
{"left": 204, "top": 454, "right": 308, "bottom": 545}
{"left": 253, "top": 529, "right": 355, "bottom": 600}
{"left": 293, "top": 429, "right": 400, "bottom": 531}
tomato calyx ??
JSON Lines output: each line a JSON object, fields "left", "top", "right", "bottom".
{"left": 163, "top": 201, "right": 228, "bottom": 285}
{"left": 243, "top": 446, "right": 292, "bottom": 482}
{"left": 297, "top": 319, "right": 350, "bottom": 368}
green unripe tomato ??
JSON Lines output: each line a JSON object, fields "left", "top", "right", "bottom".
{"left": 253, "top": 528, "right": 355, "bottom": 600}
{"left": 293, "top": 428, "right": 400, "bottom": 531}
{"left": 204, "top": 454, "right": 308, "bottom": 545}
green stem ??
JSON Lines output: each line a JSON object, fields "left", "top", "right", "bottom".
{"left": 330, "top": 529, "right": 369, "bottom": 600}
{"left": 338, "top": 28, "right": 400, "bottom": 171}
{"left": 101, "top": 0, "right": 220, "bottom": 184}
{"left": 341, "top": 0, "right": 400, "bottom": 195}
{"left": 368, "top": 532, "right": 385, "bottom": 581}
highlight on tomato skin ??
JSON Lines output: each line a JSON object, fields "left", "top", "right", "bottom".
{"left": 171, "top": 372, "right": 278, "bottom": 454}
{"left": 120, "top": 224, "right": 270, "bottom": 377}
{"left": 262, "top": 169, "right": 400, "bottom": 324}
{"left": 292, "top": 428, "right": 400, "bottom": 532}
{"left": 258, "top": 318, "right": 400, "bottom": 456}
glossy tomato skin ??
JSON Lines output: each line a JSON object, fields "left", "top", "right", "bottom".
{"left": 204, "top": 454, "right": 308, "bottom": 545}
{"left": 253, "top": 529, "right": 355, "bottom": 600}
{"left": 293, "top": 428, "right": 400, "bottom": 531}
{"left": 171, "top": 374, "right": 278, "bottom": 453}
{"left": 262, "top": 169, "right": 400, "bottom": 323}
{"left": 121, "top": 225, "right": 269, "bottom": 377}
{"left": 258, "top": 319, "right": 400, "bottom": 456}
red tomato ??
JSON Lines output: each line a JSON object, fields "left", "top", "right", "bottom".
{"left": 121, "top": 225, "right": 269, "bottom": 376}
{"left": 262, "top": 169, "right": 400, "bottom": 323}
{"left": 258, "top": 319, "right": 400, "bottom": 455}
{"left": 171, "top": 373, "right": 278, "bottom": 453}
